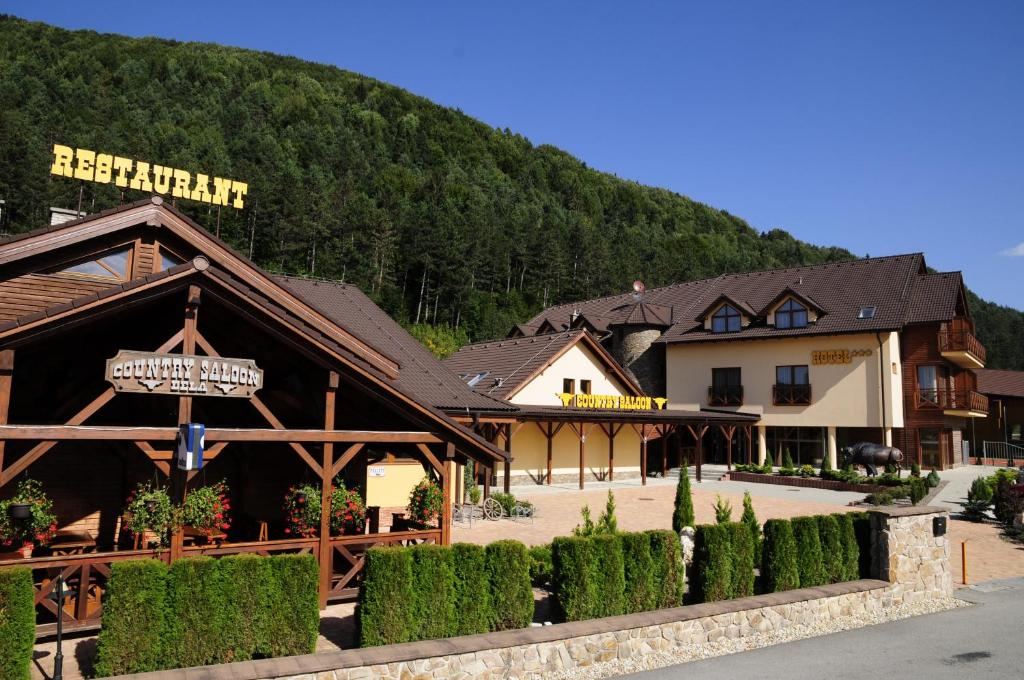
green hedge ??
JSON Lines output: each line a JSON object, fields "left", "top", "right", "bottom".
{"left": 451, "top": 543, "right": 491, "bottom": 636}
{"left": 164, "top": 557, "right": 230, "bottom": 668}
{"left": 267, "top": 554, "right": 319, "bottom": 657}
{"left": 693, "top": 524, "right": 733, "bottom": 602}
{"left": 359, "top": 547, "right": 414, "bottom": 646}
{"left": 648, "top": 529, "right": 685, "bottom": 608}
{"left": 552, "top": 535, "right": 595, "bottom": 621}
{"left": 590, "top": 534, "right": 625, "bottom": 618}
{"left": 94, "top": 559, "right": 168, "bottom": 676}
{"left": 839, "top": 513, "right": 861, "bottom": 581}
{"left": 486, "top": 540, "right": 533, "bottom": 631}
{"left": 761, "top": 519, "right": 799, "bottom": 593}
{"left": 219, "top": 553, "right": 275, "bottom": 660}
{"left": 726, "top": 522, "right": 755, "bottom": 598}
{"left": 0, "top": 568, "right": 36, "bottom": 680}
{"left": 529, "top": 544, "right": 553, "bottom": 587}
{"left": 817, "top": 515, "right": 845, "bottom": 584}
{"left": 791, "top": 517, "right": 827, "bottom": 588}
{"left": 620, "top": 531, "right": 656, "bottom": 613}
{"left": 410, "top": 544, "right": 456, "bottom": 640}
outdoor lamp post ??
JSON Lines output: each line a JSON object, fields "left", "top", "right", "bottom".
{"left": 48, "top": 574, "right": 67, "bottom": 680}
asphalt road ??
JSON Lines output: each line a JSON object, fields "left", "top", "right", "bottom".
{"left": 624, "top": 578, "right": 1024, "bottom": 679}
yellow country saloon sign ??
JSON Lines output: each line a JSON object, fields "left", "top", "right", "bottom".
{"left": 50, "top": 144, "right": 249, "bottom": 209}
{"left": 557, "top": 393, "right": 667, "bottom": 410}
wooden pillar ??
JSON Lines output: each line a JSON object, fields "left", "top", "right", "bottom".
{"left": 546, "top": 424, "right": 554, "bottom": 485}
{"left": 607, "top": 423, "right": 619, "bottom": 482}
{"left": 696, "top": 426, "right": 705, "bottom": 483}
{"left": 577, "top": 423, "right": 586, "bottom": 490}
{"left": 720, "top": 425, "right": 736, "bottom": 471}
{"left": 0, "top": 349, "right": 13, "bottom": 476}
{"left": 318, "top": 371, "right": 339, "bottom": 609}
{"left": 483, "top": 461, "right": 491, "bottom": 500}
{"left": 503, "top": 424, "right": 512, "bottom": 494}
{"left": 170, "top": 285, "right": 200, "bottom": 562}
{"left": 441, "top": 442, "right": 454, "bottom": 545}
{"left": 746, "top": 426, "right": 753, "bottom": 465}
{"left": 640, "top": 434, "right": 648, "bottom": 486}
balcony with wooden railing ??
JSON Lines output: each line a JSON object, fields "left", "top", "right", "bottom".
{"left": 708, "top": 385, "right": 744, "bottom": 407}
{"left": 913, "top": 388, "right": 989, "bottom": 417}
{"left": 772, "top": 384, "right": 812, "bottom": 406}
{"left": 938, "top": 326, "right": 986, "bottom": 368}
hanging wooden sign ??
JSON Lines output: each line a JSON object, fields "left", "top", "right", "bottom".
{"left": 105, "top": 350, "right": 263, "bottom": 398}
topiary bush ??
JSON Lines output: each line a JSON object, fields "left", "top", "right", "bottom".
{"left": 590, "top": 534, "right": 625, "bottom": 618}
{"left": 673, "top": 462, "right": 695, "bottom": 533}
{"left": 792, "top": 517, "right": 827, "bottom": 588}
{"left": 761, "top": 519, "right": 799, "bottom": 593}
{"left": 0, "top": 568, "right": 35, "bottom": 680}
{"left": 909, "top": 477, "right": 927, "bottom": 505}
{"left": 219, "top": 553, "right": 276, "bottom": 660}
{"left": 451, "top": 543, "right": 491, "bottom": 636}
{"left": 961, "top": 476, "right": 993, "bottom": 521}
{"left": 410, "top": 544, "right": 456, "bottom": 640}
{"left": 486, "top": 540, "right": 533, "bottom": 630}
{"left": 528, "top": 544, "right": 553, "bottom": 587}
{"left": 713, "top": 494, "right": 733, "bottom": 523}
{"left": 816, "top": 515, "right": 844, "bottom": 584}
{"left": 163, "top": 557, "right": 230, "bottom": 668}
{"left": 726, "top": 522, "right": 755, "bottom": 598}
{"left": 648, "top": 529, "right": 685, "bottom": 608}
{"left": 693, "top": 524, "right": 734, "bottom": 602}
{"left": 94, "top": 559, "right": 168, "bottom": 676}
{"left": 552, "top": 535, "right": 596, "bottom": 621}
{"left": 910, "top": 462, "right": 921, "bottom": 477}
{"left": 359, "top": 546, "right": 414, "bottom": 646}
{"left": 740, "top": 491, "right": 761, "bottom": 562}
{"left": 838, "top": 513, "right": 861, "bottom": 581}
{"left": 266, "top": 554, "right": 319, "bottom": 657}
{"left": 620, "top": 531, "right": 656, "bottom": 613}
{"left": 926, "top": 469, "right": 940, "bottom": 488}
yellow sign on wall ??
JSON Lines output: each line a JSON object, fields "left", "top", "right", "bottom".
{"left": 811, "top": 349, "right": 872, "bottom": 365}
{"left": 557, "top": 393, "right": 667, "bottom": 410}
{"left": 50, "top": 144, "right": 249, "bottom": 209}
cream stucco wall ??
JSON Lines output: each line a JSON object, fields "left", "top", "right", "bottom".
{"left": 666, "top": 331, "right": 904, "bottom": 428}
{"left": 365, "top": 462, "right": 428, "bottom": 508}
{"left": 509, "top": 344, "right": 632, "bottom": 406}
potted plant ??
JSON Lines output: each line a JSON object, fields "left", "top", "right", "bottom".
{"left": 181, "top": 481, "right": 231, "bottom": 538}
{"left": 283, "top": 483, "right": 321, "bottom": 538}
{"left": 406, "top": 476, "right": 444, "bottom": 527}
{"left": 0, "top": 478, "right": 57, "bottom": 557}
{"left": 124, "top": 483, "right": 176, "bottom": 547}
{"left": 330, "top": 480, "right": 367, "bottom": 536}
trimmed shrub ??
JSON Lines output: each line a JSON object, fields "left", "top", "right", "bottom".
{"left": 962, "top": 476, "right": 993, "bottom": 520}
{"left": 163, "top": 557, "right": 230, "bottom": 668}
{"left": 0, "top": 568, "right": 35, "bottom": 680}
{"left": 529, "top": 544, "right": 553, "bottom": 587}
{"left": 761, "top": 519, "right": 799, "bottom": 593}
{"left": 266, "top": 554, "right": 319, "bottom": 657}
{"left": 838, "top": 513, "right": 861, "bottom": 581}
{"left": 926, "top": 469, "right": 940, "bottom": 488}
{"left": 910, "top": 462, "right": 921, "bottom": 477}
{"left": 820, "top": 452, "right": 833, "bottom": 478}
{"left": 451, "top": 543, "right": 491, "bottom": 636}
{"left": 816, "top": 515, "right": 844, "bottom": 584}
{"left": 648, "top": 529, "right": 685, "bottom": 608}
{"left": 726, "top": 522, "right": 755, "bottom": 598}
{"left": 552, "top": 535, "right": 596, "bottom": 621}
{"left": 94, "top": 559, "right": 168, "bottom": 676}
{"left": 620, "top": 531, "right": 657, "bottom": 613}
{"left": 713, "top": 494, "right": 733, "bottom": 523}
{"left": 792, "top": 517, "right": 827, "bottom": 588}
{"left": 673, "top": 463, "right": 695, "bottom": 533}
{"left": 740, "top": 491, "right": 761, "bottom": 562}
{"left": 219, "top": 553, "right": 276, "bottom": 660}
{"left": 591, "top": 534, "right": 625, "bottom": 618}
{"left": 693, "top": 524, "right": 733, "bottom": 602}
{"left": 359, "top": 547, "right": 414, "bottom": 646}
{"left": 410, "top": 544, "right": 456, "bottom": 640}
{"left": 909, "top": 477, "right": 927, "bottom": 505}
{"left": 486, "top": 540, "right": 533, "bottom": 630}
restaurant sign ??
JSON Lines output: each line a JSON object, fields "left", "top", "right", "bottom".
{"left": 106, "top": 350, "right": 263, "bottom": 398}
{"left": 557, "top": 393, "right": 668, "bottom": 410}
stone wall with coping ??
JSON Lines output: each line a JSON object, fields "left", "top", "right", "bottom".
{"left": 870, "top": 506, "right": 953, "bottom": 604}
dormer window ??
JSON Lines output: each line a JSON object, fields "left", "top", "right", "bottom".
{"left": 711, "top": 305, "right": 742, "bottom": 333}
{"left": 776, "top": 299, "right": 808, "bottom": 329}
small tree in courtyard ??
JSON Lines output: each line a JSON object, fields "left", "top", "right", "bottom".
{"left": 673, "top": 460, "right": 695, "bottom": 533}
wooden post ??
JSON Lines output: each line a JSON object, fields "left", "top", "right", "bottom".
{"left": 547, "top": 424, "right": 554, "bottom": 485}
{"left": 746, "top": 426, "right": 753, "bottom": 465}
{"left": 720, "top": 425, "right": 736, "bottom": 471}
{"left": 483, "top": 462, "right": 491, "bottom": 501}
{"left": 441, "top": 442, "right": 455, "bottom": 546}
{"left": 640, "top": 434, "right": 648, "bottom": 486}
{"left": 687, "top": 423, "right": 708, "bottom": 484}
{"left": 170, "top": 285, "right": 200, "bottom": 562}
{"left": 0, "top": 349, "right": 13, "bottom": 477}
{"left": 503, "top": 424, "right": 512, "bottom": 494}
{"left": 318, "top": 371, "right": 339, "bottom": 608}
{"left": 607, "top": 423, "right": 620, "bottom": 482}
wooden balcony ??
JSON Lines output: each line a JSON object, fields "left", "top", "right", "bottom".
{"left": 708, "top": 385, "right": 744, "bottom": 406}
{"left": 913, "top": 388, "right": 989, "bottom": 418}
{"left": 938, "top": 328, "right": 986, "bottom": 368}
{"left": 772, "top": 384, "right": 812, "bottom": 406}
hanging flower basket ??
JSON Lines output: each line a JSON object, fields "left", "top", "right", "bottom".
{"left": 0, "top": 479, "right": 58, "bottom": 551}
{"left": 407, "top": 476, "right": 444, "bottom": 527}
{"left": 330, "top": 481, "right": 367, "bottom": 536}
{"left": 124, "top": 483, "right": 177, "bottom": 547}
{"left": 284, "top": 479, "right": 367, "bottom": 538}
{"left": 181, "top": 481, "right": 232, "bottom": 537}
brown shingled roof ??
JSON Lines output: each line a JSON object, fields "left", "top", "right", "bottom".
{"left": 976, "top": 369, "right": 1024, "bottom": 399}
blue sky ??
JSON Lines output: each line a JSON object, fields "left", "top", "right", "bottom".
{"left": 7, "top": 1, "right": 1024, "bottom": 308}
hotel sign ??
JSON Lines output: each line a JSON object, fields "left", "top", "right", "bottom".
{"left": 557, "top": 393, "right": 667, "bottom": 410}
{"left": 106, "top": 350, "right": 263, "bottom": 398}
{"left": 50, "top": 144, "right": 249, "bottom": 209}
{"left": 811, "top": 349, "right": 872, "bottom": 365}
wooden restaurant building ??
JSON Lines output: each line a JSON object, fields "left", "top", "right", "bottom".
{"left": 0, "top": 197, "right": 512, "bottom": 633}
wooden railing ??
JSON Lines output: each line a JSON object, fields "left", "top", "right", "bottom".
{"left": 772, "top": 384, "right": 812, "bottom": 405}
{"left": 707, "top": 385, "right": 744, "bottom": 406}
{"left": 913, "top": 388, "right": 989, "bottom": 413}
{"left": 327, "top": 529, "right": 441, "bottom": 601}
{"left": 938, "top": 327, "right": 986, "bottom": 364}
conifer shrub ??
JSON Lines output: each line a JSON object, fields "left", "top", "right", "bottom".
{"left": 816, "top": 515, "right": 845, "bottom": 584}
{"left": 94, "top": 559, "right": 168, "bottom": 676}
{"left": 486, "top": 540, "right": 533, "bottom": 630}
{"left": 528, "top": 544, "right": 553, "bottom": 587}
{"left": 672, "top": 462, "right": 695, "bottom": 533}
{"left": 780, "top": 449, "right": 797, "bottom": 475}
{"left": 925, "top": 469, "right": 941, "bottom": 488}
{"left": 0, "top": 568, "right": 35, "bottom": 680}
{"left": 909, "top": 477, "right": 927, "bottom": 505}
{"left": 620, "top": 531, "right": 657, "bottom": 613}
{"left": 693, "top": 524, "right": 734, "bottom": 602}
{"left": 163, "top": 557, "right": 230, "bottom": 668}
{"left": 218, "top": 553, "right": 277, "bottom": 660}
{"left": 713, "top": 494, "right": 733, "bottom": 523}
{"left": 410, "top": 544, "right": 456, "bottom": 640}
{"left": 761, "top": 519, "right": 799, "bottom": 593}
{"left": 648, "top": 529, "right": 685, "bottom": 608}
{"left": 791, "top": 517, "right": 827, "bottom": 588}
{"left": 552, "top": 535, "right": 596, "bottom": 621}
{"left": 838, "top": 513, "right": 861, "bottom": 581}
{"left": 451, "top": 543, "right": 492, "bottom": 636}
{"left": 726, "top": 522, "right": 755, "bottom": 598}
{"left": 819, "top": 451, "right": 833, "bottom": 478}
{"left": 910, "top": 462, "right": 921, "bottom": 477}
{"left": 590, "top": 534, "right": 625, "bottom": 617}
{"left": 266, "top": 554, "right": 319, "bottom": 657}
{"left": 740, "top": 491, "right": 761, "bottom": 562}
{"left": 359, "top": 547, "right": 415, "bottom": 646}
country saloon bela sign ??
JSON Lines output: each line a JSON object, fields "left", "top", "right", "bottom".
{"left": 105, "top": 350, "right": 263, "bottom": 398}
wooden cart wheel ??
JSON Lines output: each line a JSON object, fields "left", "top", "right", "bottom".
{"left": 482, "top": 497, "right": 503, "bottom": 520}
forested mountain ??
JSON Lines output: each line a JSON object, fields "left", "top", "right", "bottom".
{"left": 1, "top": 16, "right": 1022, "bottom": 369}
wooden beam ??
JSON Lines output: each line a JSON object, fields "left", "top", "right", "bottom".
{"left": 416, "top": 443, "right": 445, "bottom": 479}
{"left": 331, "top": 443, "right": 365, "bottom": 478}
{"left": 0, "top": 349, "right": 12, "bottom": 476}
{"left": 441, "top": 442, "right": 454, "bottom": 546}
{"left": 0, "top": 425, "right": 444, "bottom": 444}
{"left": 503, "top": 425, "right": 512, "bottom": 494}
{"left": 686, "top": 424, "right": 709, "bottom": 483}
{"left": 719, "top": 425, "right": 736, "bottom": 471}
{"left": 171, "top": 284, "right": 201, "bottom": 562}
{"left": 319, "top": 370, "right": 338, "bottom": 608}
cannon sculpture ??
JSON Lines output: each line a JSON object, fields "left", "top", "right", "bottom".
{"left": 840, "top": 442, "right": 904, "bottom": 477}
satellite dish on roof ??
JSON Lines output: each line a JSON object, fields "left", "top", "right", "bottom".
{"left": 632, "top": 280, "right": 646, "bottom": 301}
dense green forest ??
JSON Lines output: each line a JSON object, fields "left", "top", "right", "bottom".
{"left": 1, "top": 16, "right": 1022, "bottom": 369}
